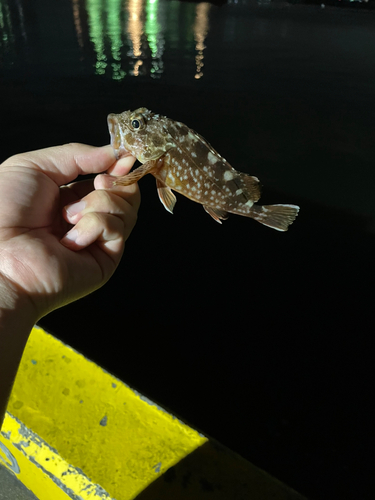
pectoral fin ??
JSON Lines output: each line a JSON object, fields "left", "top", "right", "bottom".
{"left": 203, "top": 205, "right": 229, "bottom": 224}
{"left": 113, "top": 160, "right": 157, "bottom": 186}
{"left": 156, "top": 179, "right": 177, "bottom": 214}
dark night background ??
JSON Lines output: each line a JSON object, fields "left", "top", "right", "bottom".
{"left": 1, "top": 0, "right": 374, "bottom": 498}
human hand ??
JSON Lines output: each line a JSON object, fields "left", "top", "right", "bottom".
{"left": 0, "top": 143, "right": 140, "bottom": 323}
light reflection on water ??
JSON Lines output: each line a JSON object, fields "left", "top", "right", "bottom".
{"left": 194, "top": 3, "right": 211, "bottom": 79}
{"left": 0, "top": 0, "right": 212, "bottom": 81}
{"left": 83, "top": 0, "right": 211, "bottom": 80}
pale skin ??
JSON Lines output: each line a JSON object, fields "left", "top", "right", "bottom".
{"left": 0, "top": 143, "right": 140, "bottom": 428}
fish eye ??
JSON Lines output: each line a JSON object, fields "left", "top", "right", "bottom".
{"left": 130, "top": 115, "right": 145, "bottom": 131}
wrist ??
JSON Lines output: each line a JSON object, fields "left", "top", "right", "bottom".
{"left": 0, "top": 275, "right": 37, "bottom": 428}
{"left": 0, "top": 273, "right": 38, "bottom": 329}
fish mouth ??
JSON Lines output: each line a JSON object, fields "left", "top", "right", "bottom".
{"left": 107, "top": 114, "right": 131, "bottom": 159}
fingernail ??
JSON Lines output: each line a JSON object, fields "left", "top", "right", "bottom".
{"left": 61, "top": 229, "right": 78, "bottom": 246}
{"left": 98, "top": 174, "right": 117, "bottom": 189}
{"left": 65, "top": 200, "right": 86, "bottom": 217}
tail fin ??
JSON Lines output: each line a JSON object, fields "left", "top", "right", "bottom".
{"left": 249, "top": 204, "right": 300, "bottom": 231}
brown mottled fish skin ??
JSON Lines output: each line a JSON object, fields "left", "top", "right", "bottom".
{"left": 107, "top": 107, "right": 300, "bottom": 231}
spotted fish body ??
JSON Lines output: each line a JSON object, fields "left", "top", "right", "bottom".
{"left": 107, "top": 107, "right": 299, "bottom": 230}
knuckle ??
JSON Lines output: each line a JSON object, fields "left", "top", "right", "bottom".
{"left": 1, "top": 152, "right": 29, "bottom": 168}
{"left": 89, "top": 188, "right": 112, "bottom": 207}
{"left": 81, "top": 211, "right": 102, "bottom": 226}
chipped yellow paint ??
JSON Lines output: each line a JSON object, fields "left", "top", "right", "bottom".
{"left": 1, "top": 413, "right": 111, "bottom": 499}
{"left": 6, "top": 326, "right": 207, "bottom": 499}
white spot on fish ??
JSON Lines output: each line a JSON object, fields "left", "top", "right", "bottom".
{"left": 245, "top": 200, "right": 253, "bottom": 208}
{"left": 235, "top": 189, "right": 243, "bottom": 196}
{"left": 211, "top": 190, "right": 216, "bottom": 195}
{"left": 224, "top": 171, "right": 234, "bottom": 181}
{"left": 192, "top": 152, "right": 197, "bottom": 158}
{"left": 208, "top": 152, "right": 217, "bottom": 164}
{"left": 167, "top": 173, "right": 176, "bottom": 186}
{"left": 203, "top": 167, "right": 208, "bottom": 172}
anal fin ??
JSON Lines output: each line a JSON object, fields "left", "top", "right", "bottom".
{"left": 203, "top": 205, "right": 229, "bottom": 224}
{"left": 156, "top": 179, "right": 177, "bottom": 214}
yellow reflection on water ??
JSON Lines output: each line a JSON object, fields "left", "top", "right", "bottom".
{"left": 194, "top": 3, "right": 210, "bottom": 80}
{"left": 133, "top": 59, "right": 143, "bottom": 76}
{"left": 127, "top": 0, "right": 143, "bottom": 61}
{"left": 71, "top": 0, "right": 83, "bottom": 48}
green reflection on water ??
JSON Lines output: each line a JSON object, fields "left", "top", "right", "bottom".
{"left": 86, "top": 0, "right": 107, "bottom": 75}
{"left": 106, "top": 0, "right": 126, "bottom": 80}
{"left": 145, "top": 0, "right": 159, "bottom": 57}
{"left": 0, "top": 0, "right": 12, "bottom": 48}
{"left": 145, "top": 0, "right": 164, "bottom": 78}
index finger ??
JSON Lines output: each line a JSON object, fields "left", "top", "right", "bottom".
{"left": 2, "top": 144, "right": 118, "bottom": 186}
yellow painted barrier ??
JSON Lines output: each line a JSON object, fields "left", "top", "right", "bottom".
{"left": 1, "top": 412, "right": 110, "bottom": 499}
{"left": 1, "top": 326, "right": 207, "bottom": 499}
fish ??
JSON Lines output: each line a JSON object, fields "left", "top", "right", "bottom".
{"left": 107, "top": 107, "right": 300, "bottom": 231}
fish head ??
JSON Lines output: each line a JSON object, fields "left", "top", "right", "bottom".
{"left": 107, "top": 107, "right": 175, "bottom": 163}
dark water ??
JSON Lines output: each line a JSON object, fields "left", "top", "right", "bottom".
{"left": 1, "top": 1, "right": 374, "bottom": 498}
